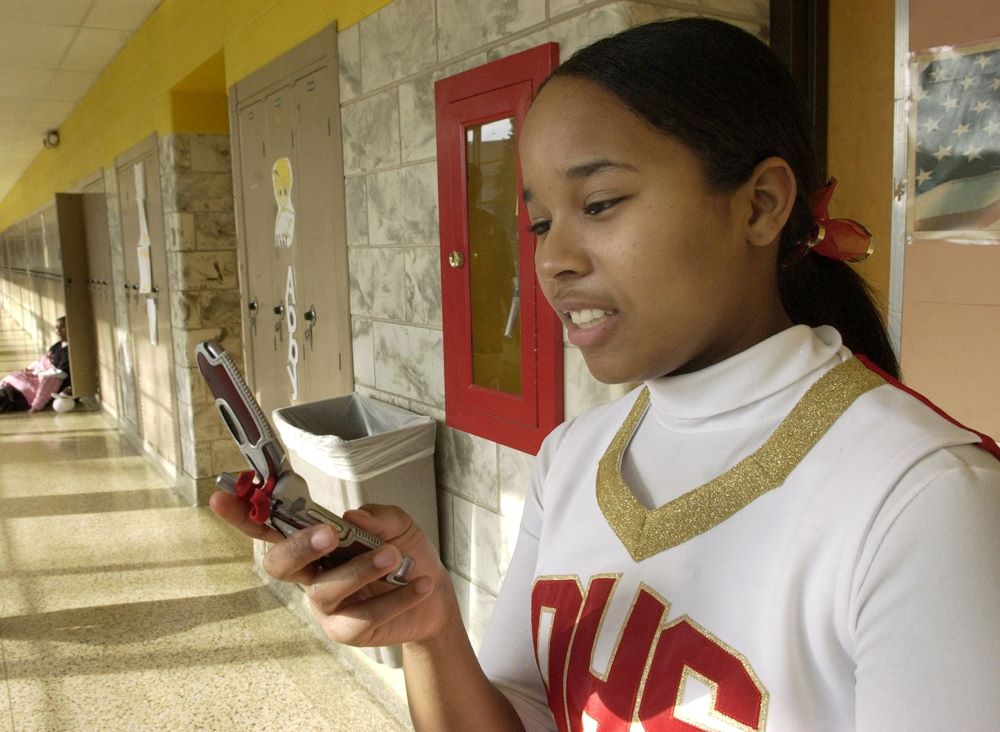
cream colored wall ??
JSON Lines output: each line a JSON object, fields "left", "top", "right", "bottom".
{"left": 902, "top": 0, "right": 1000, "bottom": 436}
{"left": 0, "top": 0, "right": 391, "bottom": 230}
{"left": 827, "top": 0, "right": 895, "bottom": 311}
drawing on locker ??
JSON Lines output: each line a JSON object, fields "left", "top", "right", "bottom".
{"left": 272, "top": 156, "right": 295, "bottom": 248}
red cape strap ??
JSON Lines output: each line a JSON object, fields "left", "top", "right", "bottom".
{"left": 234, "top": 470, "right": 277, "bottom": 524}
{"left": 855, "top": 355, "right": 1000, "bottom": 462}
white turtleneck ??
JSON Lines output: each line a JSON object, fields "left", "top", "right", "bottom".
{"left": 623, "top": 324, "right": 848, "bottom": 508}
{"left": 479, "top": 325, "right": 1000, "bottom": 731}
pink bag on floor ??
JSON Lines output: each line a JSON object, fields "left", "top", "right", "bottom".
{"left": 0, "top": 353, "right": 67, "bottom": 412}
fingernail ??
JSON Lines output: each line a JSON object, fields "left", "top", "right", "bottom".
{"left": 310, "top": 526, "right": 335, "bottom": 551}
{"left": 373, "top": 546, "right": 397, "bottom": 569}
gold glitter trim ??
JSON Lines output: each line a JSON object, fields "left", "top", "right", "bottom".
{"left": 597, "top": 358, "right": 885, "bottom": 561}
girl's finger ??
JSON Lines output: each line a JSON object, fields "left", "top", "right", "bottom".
{"left": 209, "top": 491, "right": 284, "bottom": 543}
{"left": 313, "top": 575, "right": 435, "bottom": 646}
{"left": 261, "top": 523, "right": 342, "bottom": 584}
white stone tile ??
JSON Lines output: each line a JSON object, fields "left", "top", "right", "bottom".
{"left": 348, "top": 247, "right": 406, "bottom": 320}
{"left": 367, "top": 162, "right": 439, "bottom": 247}
{"left": 398, "top": 73, "right": 436, "bottom": 163}
{"left": 337, "top": 24, "right": 362, "bottom": 103}
{"left": 188, "top": 134, "right": 232, "bottom": 173}
{"left": 452, "top": 496, "right": 507, "bottom": 593}
{"left": 437, "top": 0, "right": 546, "bottom": 60}
{"left": 372, "top": 321, "right": 444, "bottom": 405}
{"left": 405, "top": 246, "right": 441, "bottom": 326}
{"left": 487, "top": 1, "right": 632, "bottom": 62}
{"left": 437, "top": 489, "right": 456, "bottom": 568}
{"left": 436, "top": 425, "right": 498, "bottom": 509}
{"left": 498, "top": 443, "right": 532, "bottom": 509}
{"left": 359, "top": 0, "right": 437, "bottom": 92}
{"left": 449, "top": 571, "right": 498, "bottom": 653}
{"left": 351, "top": 316, "right": 375, "bottom": 387}
{"left": 344, "top": 175, "right": 369, "bottom": 247}
{"left": 340, "top": 91, "right": 400, "bottom": 174}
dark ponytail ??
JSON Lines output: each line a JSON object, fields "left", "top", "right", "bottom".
{"left": 549, "top": 17, "right": 899, "bottom": 377}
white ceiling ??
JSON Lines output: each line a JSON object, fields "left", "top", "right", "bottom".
{"left": 0, "top": 0, "right": 161, "bottom": 201}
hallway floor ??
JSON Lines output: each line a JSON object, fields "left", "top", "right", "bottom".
{"left": 0, "top": 313, "right": 409, "bottom": 731}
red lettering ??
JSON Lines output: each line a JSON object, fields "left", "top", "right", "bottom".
{"left": 533, "top": 576, "right": 767, "bottom": 731}
{"left": 639, "top": 619, "right": 765, "bottom": 730}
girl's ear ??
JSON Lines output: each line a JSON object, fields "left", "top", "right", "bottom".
{"left": 744, "top": 156, "right": 797, "bottom": 248}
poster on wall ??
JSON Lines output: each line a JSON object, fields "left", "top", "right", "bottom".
{"left": 910, "top": 38, "right": 1000, "bottom": 237}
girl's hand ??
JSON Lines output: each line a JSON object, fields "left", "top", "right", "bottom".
{"left": 209, "top": 493, "right": 457, "bottom": 648}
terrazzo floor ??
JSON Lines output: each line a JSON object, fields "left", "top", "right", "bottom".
{"left": 0, "top": 311, "right": 409, "bottom": 731}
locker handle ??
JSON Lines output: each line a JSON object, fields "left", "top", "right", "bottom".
{"left": 304, "top": 306, "right": 316, "bottom": 323}
{"left": 248, "top": 299, "right": 258, "bottom": 312}
{"left": 273, "top": 304, "right": 284, "bottom": 315}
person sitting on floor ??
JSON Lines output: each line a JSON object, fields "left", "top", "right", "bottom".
{"left": 0, "top": 316, "right": 72, "bottom": 413}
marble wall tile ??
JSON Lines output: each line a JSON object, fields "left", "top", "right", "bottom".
{"left": 194, "top": 211, "right": 236, "bottom": 250}
{"left": 159, "top": 134, "right": 191, "bottom": 174}
{"left": 367, "top": 162, "right": 438, "bottom": 247}
{"left": 359, "top": 0, "right": 437, "bottom": 92}
{"left": 497, "top": 443, "right": 532, "bottom": 508}
{"left": 487, "top": 1, "right": 633, "bottom": 62}
{"left": 168, "top": 250, "right": 238, "bottom": 292}
{"left": 398, "top": 54, "right": 490, "bottom": 164}
{"left": 452, "top": 496, "right": 508, "bottom": 593}
{"left": 372, "top": 321, "right": 444, "bottom": 405}
{"left": 398, "top": 74, "right": 437, "bottom": 163}
{"left": 351, "top": 316, "right": 375, "bottom": 387}
{"left": 199, "top": 289, "right": 242, "bottom": 329}
{"left": 211, "top": 436, "right": 246, "bottom": 475}
{"left": 173, "top": 325, "right": 242, "bottom": 371}
{"left": 348, "top": 248, "right": 375, "bottom": 316}
{"left": 449, "top": 571, "right": 497, "bottom": 652}
{"left": 563, "top": 344, "right": 636, "bottom": 419}
{"left": 405, "top": 246, "right": 441, "bottom": 326}
{"left": 437, "top": 0, "right": 545, "bottom": 60}
{"left": 436, "top": 424, "right": 499, "bottom": 509}
{"left": 338, "top": 24, "right": 362, "bottom": 102}
{"left": 170, "top": 290, "right": 200, "bottom": 329}
{"left": 341, "top": 91, "right": 401, "bottom": 174}
{"left": 164, "top": 211, "right": 195, "bottom": 252}
{"left": 175, "top": 363, "right": 210, "bottom": 409}
{"left": 344, "top": 175, "right": 369, "bottom": 247}
{"left": 349, "top": 247, "right": 407, "bottom": 320}
{"left": 167, "top": 171, "right": 235, "bottom": 214}
{"left": 188, "top": 134, "right": 232, "bottom": 173}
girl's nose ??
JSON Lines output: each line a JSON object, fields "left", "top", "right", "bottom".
{"left": 534, "top": 221, "right": 590, "bottom": 282}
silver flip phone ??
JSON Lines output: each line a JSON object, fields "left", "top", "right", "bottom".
{"left": 194, "top": 340, "right": 412, "bottom": 585}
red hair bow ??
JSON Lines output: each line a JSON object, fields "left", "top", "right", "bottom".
{"left": 807, "top": 178, "right": 873, "bottom": 263}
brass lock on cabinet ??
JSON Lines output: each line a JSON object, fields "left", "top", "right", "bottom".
{"left": 448, "top": 250, "right": 464, "bottom": 268}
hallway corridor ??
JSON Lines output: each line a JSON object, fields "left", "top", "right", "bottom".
{"left": 0, "top": 312, "right": 408, "bottom": 730}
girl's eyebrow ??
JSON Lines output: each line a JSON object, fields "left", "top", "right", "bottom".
{"left": 523, "top": 158, "right": 637, "bottom": 204}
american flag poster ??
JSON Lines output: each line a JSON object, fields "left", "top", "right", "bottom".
{"left": 912, "top": 40, "right": 1000, "bottom": 235}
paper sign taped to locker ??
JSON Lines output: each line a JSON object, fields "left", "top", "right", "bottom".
{"left": 134, "top": 162, "right": 151, "bottom": 248}
{"left": 147, "top": 297, "right": 158, "bottom": 346}
{"left": 137, "top": 246, "right": 152, "bottom": 293}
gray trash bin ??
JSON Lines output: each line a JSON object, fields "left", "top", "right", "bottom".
{"left": 273, "top": 393, "right": 438, "bottom": 667}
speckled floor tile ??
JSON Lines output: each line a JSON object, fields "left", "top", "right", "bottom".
{"left": 0, "top": 312, "right": 411, "bottom": 731}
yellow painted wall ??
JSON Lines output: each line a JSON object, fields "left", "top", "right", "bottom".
{"left": 826, "top": 0, "right": 895, "bottom": 312}
{"left": 0, "top": 0, "right": 391, "bottom": 230}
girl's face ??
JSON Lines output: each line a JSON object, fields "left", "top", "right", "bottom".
{"left": 520, "top": 76, "right": 790, "bottom": 383}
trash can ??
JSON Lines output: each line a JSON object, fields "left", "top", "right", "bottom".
{"left": 272, "top": 393, "right": 438, "bottom": 668}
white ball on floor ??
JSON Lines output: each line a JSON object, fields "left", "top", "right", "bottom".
{"left": 53, "top": 393, "right": 76, "bottom": 413}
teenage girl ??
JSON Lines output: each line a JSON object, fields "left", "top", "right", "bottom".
{"left": 211, "top": 18, "right": 1000, "bottom": 731}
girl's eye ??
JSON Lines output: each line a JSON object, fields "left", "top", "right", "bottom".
{"left": 583, "top": 197, "right": 626, "bottom": 216}
{"left": 529, "top": 219, "right": 551, "bottom": 236}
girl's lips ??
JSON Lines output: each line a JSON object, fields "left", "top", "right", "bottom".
{"left": 563, "top": 309, "right": 619, "bottom": 348}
